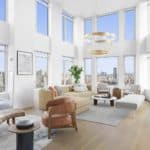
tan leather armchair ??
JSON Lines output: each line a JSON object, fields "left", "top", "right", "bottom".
{"left": 42, "top": 96, "right": 78, "bottom": 139}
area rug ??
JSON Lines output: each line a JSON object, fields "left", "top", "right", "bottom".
{"left": 77, "top": 104, "right": 132, "bottom": 126}
{"left": 0, "top": 115, "right": 53, "bottom": 150}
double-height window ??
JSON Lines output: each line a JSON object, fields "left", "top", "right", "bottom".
{"left": 35, "top": 51, "right": 49, "bottom": 88}
{"left": 96, "top": 57, "right": 118, "bottom": 85}
{"left": 84, "top": 18, "right": 93, "bottom": 34}
{"left": 97, "top": 12, "right": 119, "bottom": 40}
{"left": 0, "top": 45, "right": 6, "bottom": 92}
{"left": 125, "top": 9, "right": 136, "bottom": 40}
{"left": 62, "top": 13, "right": 73, "bottom": 43}
{"left": 124, "top": 56, "right": 135, "bottom": 85}
{"left": 0, "top": 0, "right": 6, "bottom": 21}
{"left": 36, "top": 0, "right": 49, "bottom": 35}
{"left": 62, "top": 57, "right": 74, "bottom": 85}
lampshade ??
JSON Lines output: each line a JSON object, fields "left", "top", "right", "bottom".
{"left": 84, "top": 32, "right": 115, "bottom": 43}
{"left": 84, "top": 32, "right": 115, "bottom": 56}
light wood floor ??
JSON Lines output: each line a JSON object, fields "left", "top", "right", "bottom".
{"left": 36, "top": 102, "right": 150, "bottom": 150}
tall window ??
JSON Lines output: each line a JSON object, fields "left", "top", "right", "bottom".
{"left": 97, "top": 57, "right": 118, "bottom": 85}
{"left": 124, "top": 56, "right": 135, "bottom": 85}
{"left": 0, "top": 45, "right": 6, "bottom": 92}
{"left": 84, "top": 18, "right": 93, "bottom": 34}
{"left": 62, "top": 57, "right": 74, "bottom": 85}
{"left": 0, "top": 0, "right": 6, "bottom": 21}
{"left": 37, "top": 0, "right": 48, "bottom": 35}
{"left": 97, "top": 12, "right": 119, "bottom": 39}
{"left": 84, "top": 58, "right": 92, "bottom": 85}
{"left": 125, "top": 9, "right": 136, "bottom": 40}
{"left": 35, "top": 51, "right": 48, "bottom": 88}
{"left": 62, "top": 13, "right": 73, "bottom": 43}
{"left": 148, "top": 2, "right": 150, "bottom": 34}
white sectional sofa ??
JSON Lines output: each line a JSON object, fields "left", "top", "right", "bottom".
{"left": 116, "top": 94, "right": 145, "bottom": 110}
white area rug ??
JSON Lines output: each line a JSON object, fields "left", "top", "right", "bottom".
{"left": 77, "top": 104, "right": 132, "bottom": 126}
{"left": 0, "top": 115, "right": 53, "bottom": 150}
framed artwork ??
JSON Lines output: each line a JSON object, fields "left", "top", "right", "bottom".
{"left": 17, "top": 51, "right": 33, "bottom": 75}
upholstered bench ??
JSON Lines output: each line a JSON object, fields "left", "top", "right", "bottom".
{"left": 116, "top": 94, "right": 145, "bottom": 110}
{"left": 0, "top": 109, "right": 25, "bottom": 124}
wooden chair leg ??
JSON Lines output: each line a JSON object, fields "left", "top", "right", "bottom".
{"left": 48, "top": 127, "right": 51, "bottom": 139}
{"left": 72, "top": 113, "right": 78, "bottom": 131}
{"left": 48, "top": 110, "right": 52, "bottom": 139}
{"left": 7, "top": 119, "right": 10, "bottom": 125}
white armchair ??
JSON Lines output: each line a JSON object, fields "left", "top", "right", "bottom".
{"left": 97, "top": 83, "right": 110, "bottom": 94}
{"left": 123, "top": 84, "right": 141, "bottom": 95}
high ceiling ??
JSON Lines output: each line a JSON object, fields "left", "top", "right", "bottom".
{"left": 53, "top": 0, "right": 139, "bottom": 17}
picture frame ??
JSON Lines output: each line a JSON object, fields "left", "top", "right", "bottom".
{"left": 17, "top": 51, "right": 33, "bottom": 75}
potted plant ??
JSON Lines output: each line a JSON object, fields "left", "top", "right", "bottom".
{"left": 69, "top": 65, "right": 83, "bottom": 84}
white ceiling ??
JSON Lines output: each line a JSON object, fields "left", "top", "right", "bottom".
{"left": 53, "top": 0, "right": 139, "bottom": 17}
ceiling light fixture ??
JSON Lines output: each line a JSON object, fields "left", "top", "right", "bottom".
{"left": 84, "top": 32, "right": 115, "bottom": 56}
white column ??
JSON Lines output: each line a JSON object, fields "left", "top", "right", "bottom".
{"left": 118, "top": 56, "right": 124, "bottom": 88}
{"left": 91, "top": 57, "right": 97, "bottom": 93}
{"left": 93, "top": 16, "right": 97, "bottom": 32}
{"left": 118, "top": 10, "right": 125, "bottom": 88}
{"left": 136, "top": 1, "right": 148, "bottom": 85}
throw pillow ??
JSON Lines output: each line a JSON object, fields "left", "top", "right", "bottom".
{"left": 49, "top": 86, "right": 58, "bottom": 97}
{"left": 54, "top": 86, "right": 63, "bottom": 96}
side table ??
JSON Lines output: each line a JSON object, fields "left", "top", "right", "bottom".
{"left": 8, "top": 122, "right": 40, "bottom": 150}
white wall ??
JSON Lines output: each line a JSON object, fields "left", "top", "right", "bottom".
{"left": 136, "top": 1, "right": 149, "bottom": 88}
{"left": 1, "top": 0, "right": 78, "bottom": 108}
{"left": 0, "top": 22, "right": 9, "bottom": 44}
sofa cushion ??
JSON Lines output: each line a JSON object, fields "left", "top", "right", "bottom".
{"left": 74, "top": 84, "right": 88, "bottom": 92}
{"left": 75, "top": 97, "right": 90, "bottom": 107}
{"left": 116, "top": 94, "right": 145, "bottom": 110}
{"left": 64, "top": 91, "right": 92, "bottom": 98}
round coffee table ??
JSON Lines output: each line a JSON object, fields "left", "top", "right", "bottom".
{"left": 92, "top": 95, "right": 117, "bottom": 106}
{"left": 8, "top": 122, "right": 40, "bottom": 150}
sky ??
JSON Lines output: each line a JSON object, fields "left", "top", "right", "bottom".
{"left": 36, "top": 57, "right": 48, "bottom": 71}
{"left": 0, "top": 0, "right": 6, "bottom": 21}
{"left": 97, "top": 57, "right": 118, "bottom": 74}
{"left": 37, "top": 1, "right": 48, "bottom": 35}
{"left": 97, "top": 13, "right": 119, "bottom": 39}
